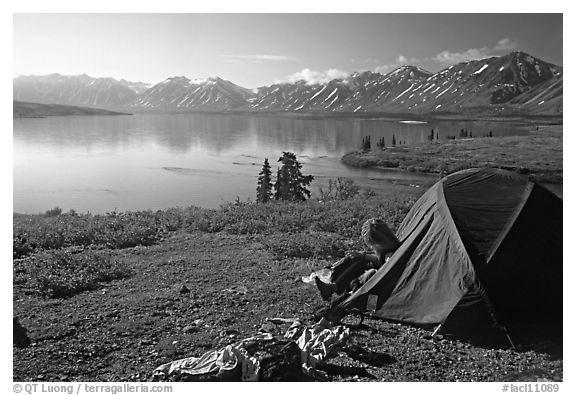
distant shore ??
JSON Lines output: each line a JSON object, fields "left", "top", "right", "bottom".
{"left": 13, "top": 101, "right": 131, "bottom": 118}
{"left": 341, "top": 126, "right": 563, "bottom": 185}
{"left": 111, "top": 107, "right": 564, "bottom": 124}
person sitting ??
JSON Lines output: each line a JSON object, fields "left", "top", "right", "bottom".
{"left": 315, "top": 218, "right": 400, "bottom": 303}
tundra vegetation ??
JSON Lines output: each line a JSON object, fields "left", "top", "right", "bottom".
{"left": 13, "top": 179, "right": 415, "bottom": 298}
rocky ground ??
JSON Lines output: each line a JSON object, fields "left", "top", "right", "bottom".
{"left": 13, "top": 231, "right": 563, "bottom": 382}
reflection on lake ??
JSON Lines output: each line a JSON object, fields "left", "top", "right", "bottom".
{"left": 13, "top": 113, "right": 531, "bottom": 213}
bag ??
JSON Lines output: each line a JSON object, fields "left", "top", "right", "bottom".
{"left": 248, "top": 339, "right": 305, "bottom": 381}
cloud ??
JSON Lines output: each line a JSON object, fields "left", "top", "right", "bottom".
{"left": 430, "top": 38, "right": 521, "bottom": 66}
{"left": 221, "top": 54, "right": 295, "bottom": 64}
{"left": 279, "top": 68, "right": 350, "bottom": 85}
{"left": 430, "top": 47, "right": 492, "bottom": 65}
{"left": 396, "top": 55, "right": 416, "bottom": 65}
{"left": 374, "top": 65, "right": 392, "bottom": 74}
{"left": 493, "top": 38, "right": 519, "bottom": 51}
{"left": 375, "top": 55, "right": 417, "bottom": 74}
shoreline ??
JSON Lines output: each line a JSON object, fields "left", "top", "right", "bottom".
{"left": 115, "top": 108, "right": 564, "bottom": 124}
{"left": 341, "top": 126, "right": 563, "bottom": 186}
{"left": 13, "top": 101, "right": 131, "bottom": 118}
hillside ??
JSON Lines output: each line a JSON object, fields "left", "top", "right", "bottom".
{"left": 13, "top": 51, "right": 563, "bottom": 116}
{"left": 13, "top": 101, "right": 130, "bottom": 118}
{"left": 246, "top": 52, "right": 561, "bottom": 115}
{"left": 127, "top": 76, "right": 255, "bottom": 111}
{"left": 13, "top": 74, "right": 149, "bottom": 109}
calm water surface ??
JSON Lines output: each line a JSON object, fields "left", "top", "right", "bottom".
{"left": 13, "top": 113, "right": 531, "bottom": 213}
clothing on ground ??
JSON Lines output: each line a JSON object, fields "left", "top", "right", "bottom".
{"left": 153, "top": 319, "right": 349, "bottom": 381}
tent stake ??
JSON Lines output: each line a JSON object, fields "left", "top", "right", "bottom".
{"left": 431, "top": 323, "right": 442, "bottom": 337}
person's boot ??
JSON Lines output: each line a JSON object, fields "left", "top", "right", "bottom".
{"left": 315, "top": 277, "right": 336, "bottom": 301}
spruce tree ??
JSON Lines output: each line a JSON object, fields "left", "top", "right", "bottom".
{"left": 274, "top": 152, "right": 314, "bottom": 202}
{"left": 274, "top": 162, "right": 290, "bottom": 201}
{"left": 256, "top": 158, "right": 273, "bottom": 203}
{"left": 361, "top": 136, "right": 372, "bottom": 151}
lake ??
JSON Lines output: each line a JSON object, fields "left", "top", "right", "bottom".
{"left": 13, "top": 113, "right": 532, "bottom": 214}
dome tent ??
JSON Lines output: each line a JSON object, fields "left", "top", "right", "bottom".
{"left": 338, "top": 168, "right": 562, "bottom": 338}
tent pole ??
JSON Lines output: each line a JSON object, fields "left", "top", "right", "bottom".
{"left": 478, "top": 287, "right": 517, "bottom": 350}
{"left": 503, "top": 330, "right": 517, "bottom": 351}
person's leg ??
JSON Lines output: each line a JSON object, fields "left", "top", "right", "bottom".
{"left": 315, "top": 276, "right": 336, "bottom": 301}
{"left": 332, "top": 258, "right": 367, "bottom": 293}
{"left": 317, "top": 255, "right": 366, "bottom": 300}
{"left": 323, "top": 269, "right": 378, "bottom": 324}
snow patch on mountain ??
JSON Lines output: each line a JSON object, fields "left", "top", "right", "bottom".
{"left": 472, "top": 64, "right": 489, "bottom": 75}
{"left": 309, "top": 86, "right": 326, "bottom": 101}
{"left": 393, "top": 83, "right": 415, "bottom": 102}
{"left": 323, "top": 88, "right": 338, "bottom": 102}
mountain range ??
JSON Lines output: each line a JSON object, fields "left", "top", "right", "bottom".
{"left": 13, "top": 73, "right": 151, "bottom": 109}
{"left": 13, "top": 51, "right": 562, "bottom": 116}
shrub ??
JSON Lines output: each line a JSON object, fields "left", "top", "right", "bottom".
{"left": 15, "top": 249, "right": 132, "bottom": 298}
{"left": 45, "top": 207, "right": 63, "bottom": 217}
{"left": 13, "top": 211, "right": 163, "bottom": 258}
{"left": 13, "top": 231, "right": 33, "bottom": 259}
{"left": 362, "top": 188, "right": 378, "bottom": 198}
{"left": 318, "top": 177, "right": 360, "bottom": 201}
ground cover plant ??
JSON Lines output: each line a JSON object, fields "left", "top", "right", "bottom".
{"left": 13, "top": 210, "right": 162, "bottom": 259}
{"left": 14, "top": 249, "right": 133, "bottom": 298}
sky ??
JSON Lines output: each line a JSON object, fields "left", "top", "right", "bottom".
{"left": 13, "top": 13, "right": 564, "bottom": 89}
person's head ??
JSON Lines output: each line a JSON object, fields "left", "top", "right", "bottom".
{"left": 361, "top": 218, "right": 400, "bottom": 257}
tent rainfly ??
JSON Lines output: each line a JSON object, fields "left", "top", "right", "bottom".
{"left": 338, "top": 168, "right": 562, "bottom": 335}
